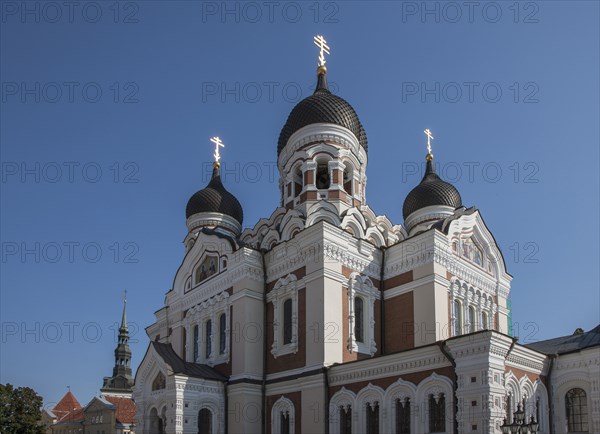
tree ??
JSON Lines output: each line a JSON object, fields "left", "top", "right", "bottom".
{"left": 0, "top": 383, "right": 44, "bottom": 434}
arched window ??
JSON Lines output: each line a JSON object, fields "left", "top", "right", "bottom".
{"left": 283, "top": 298, "right": 293, "bottom": 345}
{"left": 198, "top": 408, "right": 212, "bottom": 434}
{"left": 366, "top": 403, "right": 379, "bottom": 434}
{"left": 293, "top": 165, "right": 303, "bottom": 198}
{"left": 453, "top": 300, "right": 462, "bottom": 336}
{"left": 482, "top": 312, "right": 489, "bottom": 330}
{"left": 566, "top": 388, "right": 588, "bottom": 432}
{"left": 219, "top": 313, "right": 227, "bottom": 355}
{"left": 193, "top": 325, "right": 199, "bottom": 361}
{"left": 354, "top": 297, "right": 364, "bottom": 343}
{"left": 468, "top": 306, "right": 476, "bottom": 333}
{"left": 429, "top": 393, "right": 445, "bottom": 433}
{"left": 272, "top": 396, "right": 295, "bottom": 434}
{"left": 205, "top": 320, "right": 212, "bottom": 358}
{"left": 151, "top": 372, "right": 165, "bottom": 391}
{"left": 316, "top": 161, "right": 330, "bottom": 189}
{"left": 396, "top": 398, "right": 410, "bottom": 434}
{"left": 343, "top": 164, "right": 353, "bottom": 195}
{"left": 340, "top": 406, "right": 352, "bottom": 434}
{"left": 280, "top": 411, "right": 290, "bottom": 434}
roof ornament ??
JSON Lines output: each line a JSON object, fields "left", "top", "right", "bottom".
{"left": 210, "top": 136, "right": 225, "bottom": 168}
{"left": 313, "top": 34, "right": 330, "bottom": 72}
{"left": 424, "top": 128, "right": 434, "bottom": 161}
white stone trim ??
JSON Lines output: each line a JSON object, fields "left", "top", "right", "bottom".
{"left": 267, "top": 274, "right": 299, "bottom": 358}
{"left": 183, "top": 291, "right": 231, "bottom": 366}
{"left": 271, "top": 396, "right": 295, "bottom": 434}
{"left": 347, "top": 273, "right": 378, "bottom": 356}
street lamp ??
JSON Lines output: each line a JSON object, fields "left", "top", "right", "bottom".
{"left": 501, "top": 404, "right": 539, "bottom": 434}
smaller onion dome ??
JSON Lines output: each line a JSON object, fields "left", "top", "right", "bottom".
{"left": 186, "top": 163, "right": 243, "bottom": 225}
{"left": 402, "top": 156, "right": 462, "bottom": 220}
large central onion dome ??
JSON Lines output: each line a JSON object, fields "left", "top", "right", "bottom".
{"left": 402, "top": 157, "right": 462, "bottom": 220}
{"left": 186, "top": 164, "right": 243, "bottom": 224}
{"left": 277, "top": 68, "right": 368, "bottom": 155}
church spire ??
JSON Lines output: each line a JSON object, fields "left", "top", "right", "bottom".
{"left": 101, "top": 292, "right": 134, "bottom": 397}
{"left": 120, "top": 290, "right": 128, "bottom": 332}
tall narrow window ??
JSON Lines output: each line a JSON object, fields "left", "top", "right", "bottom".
{"left": 468, "top": 306, "right": 476, "bottom": 333}
{"left": 294, "top": 166, "right": 302, "bottom": 198}
{"left": 280, "top": 411, "right": 290, "bottom": 434}
{"left": 566, "top": 388, "right": 588, "bottom": 432}
{"left": 205, "top": 320, "right": 212, "bottom": 358}
{"left": 354, "top": 297, "right": 364, "bottom": 343}
{"left": 366, "top": 403, "right": 379, "bottom": 434}
{"left": 283, "top": 298, "right": 293, "bottom": 345}
{"left": 454, "top": 300, "right": 462, "bottom": 336}
{"left": 219, "top": 313, "right": 227, "bottom": 355}
{"left": 340, "top": 406, "right": 352, "bottom": 434}
{"left": 316, "top": 162, "right": 330, "bottom": 189}
{"left": 193, "top": 325, "right": 199, "bottom": 361}
{"left": 429, "top": 394, "right": 446, "bottom": 433}
{"left": 198, "top": 408, "right": 212, "bottom": 434}
{"left": 343, "top": 165, "right": 353, "bottom": 195}
{"left": 396, "top": 398, "right": 410, "bottom": 434}
{"left": 482, "top": 312, "right": 489, "bottom": 330}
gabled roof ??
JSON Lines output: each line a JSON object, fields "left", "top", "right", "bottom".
{"left": 151, "top": 341, "right": 228, "bottom": 381}
{"left": 56, "top": 407, "right": 85, "bottom": 424}
{"left": 104, "top": 396, "right": 137, "bottom": 424}
{"left": 525, "top": 324, "right": 600, "bottom": 355}
{"left": 52, "top": 391, "right": 82, "bottom": 420}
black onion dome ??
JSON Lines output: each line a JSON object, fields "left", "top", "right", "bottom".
{"left": 277, "top": 71, "right": 368, "bottom": 155}
{"left": 402, "top": 159, "right": 462, "bottom": 220}
{"left": 186, "top": 165, "right": 243, "bottom": 224}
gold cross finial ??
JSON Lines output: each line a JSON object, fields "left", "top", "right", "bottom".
{"left": 210, "top": 136, "right": 225, "bottom": 164}
{"left": 424, "top": 129, "right": 434, "bottom": 160}
{"left": 313, "top": 35, "right": 330, "bottom": 67}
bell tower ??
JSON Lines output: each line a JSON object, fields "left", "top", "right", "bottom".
{"left": 101, "top": 292, "right": 134, "bottom": 397}
{"left": 277, "top": 35, "right": 369, "bottom": 217}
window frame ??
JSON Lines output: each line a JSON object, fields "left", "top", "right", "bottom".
{"left": 347, "top": 274, "right": 379, "bottom": 356}
{"left": 268, "top": 274, "right": 299, "bottom": 358}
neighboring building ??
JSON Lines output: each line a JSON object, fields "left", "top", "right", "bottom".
{"left": 42, "top": 390, "right": 84, "bottom": 434}
{"left": 83, "top": 395, "right": 137, "bottom": 434}
{"left": 132, "top": 38, "right": 600, "bottom": 434}
{"left": 45, "top": 299, "right": 137, "bottom": 433}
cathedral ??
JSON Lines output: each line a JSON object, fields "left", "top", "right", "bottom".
{"left": 132, "top": 37, "right": 600, "bottom": 434}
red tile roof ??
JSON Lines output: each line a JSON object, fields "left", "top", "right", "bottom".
{"left": 52, "top": 391, "right": 82, "bottom": 421}
{"left": 58, "top": 407, "right": 85, "bottom": 423}
{"left": 104, "top": 396, "right": 137, "bottom": 424}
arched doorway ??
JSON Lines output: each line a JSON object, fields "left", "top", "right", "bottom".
{"left": 198, "top": 408, "right": 212, "bottom": 434}
{"left": 149, "top": 408, "right": 165, "bottom": 434}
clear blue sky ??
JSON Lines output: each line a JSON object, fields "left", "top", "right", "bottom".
{"left": 1, "top": 1, "right": 598, "bottom": 410}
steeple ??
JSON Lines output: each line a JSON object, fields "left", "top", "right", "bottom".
{"left": 101, "top": 292, "right": 134, "bottom": 397}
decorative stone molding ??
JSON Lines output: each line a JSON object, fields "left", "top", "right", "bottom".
{"left": 271, "top": 396, "right": 295, "bottom": 434}
{"left": 267, "top": 274, "right": 300, "bottom": 358}
{"left": 347, "top": 273, "right": 379, "bottom": 356}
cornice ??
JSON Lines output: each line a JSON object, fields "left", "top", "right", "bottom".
{"left": 328, "top": 346, "right": 450, "bottom": 386}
